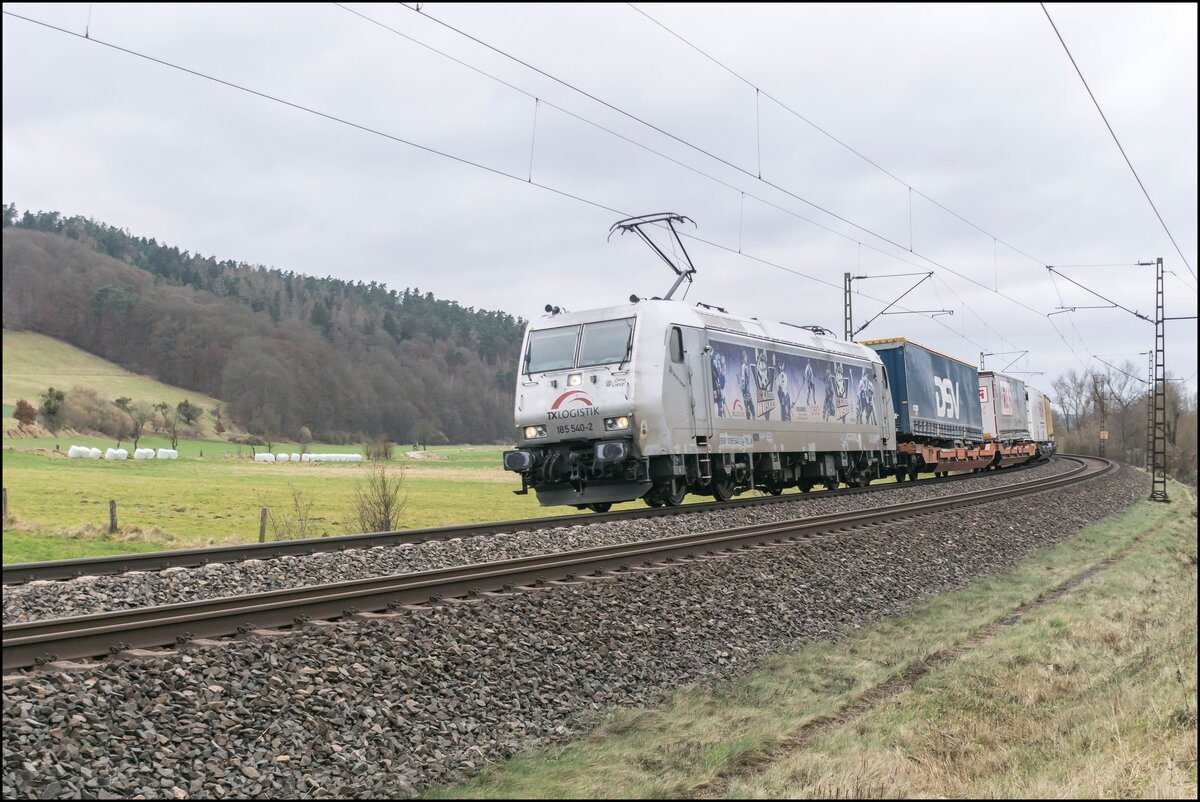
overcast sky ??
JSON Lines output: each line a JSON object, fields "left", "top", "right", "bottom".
{"left": 3, "top": 2, "right": 1197, "bottom": 393}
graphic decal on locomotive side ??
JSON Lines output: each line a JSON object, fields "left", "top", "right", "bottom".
{"left": 709, "top": 338, "right": 876, "bottom": 426}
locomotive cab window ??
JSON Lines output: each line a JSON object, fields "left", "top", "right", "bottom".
{"left": 578, "top": 318, "right": 635, "bottom": 368}
{"left": 525, "top": 325, "right": 579, "bottom": 373}
{"left": 669, "top": 327, "right": 684, "bottom": 363}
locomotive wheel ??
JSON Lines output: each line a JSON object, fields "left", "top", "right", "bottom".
{"left": 643, "top": 495, "right": 664, "bottom": 508}
{"left": 799, "top": 480, "right": 813, "bottom": 493}
{"left": 894, "top": 471, "right": 905, "bottom": 483}
{"left": 711, "top": 478, "right": 735, "bottom": 503}
{"left": 587, "top": 502, "right": 613, "bottom": 513}
{"left": 768, "top": 485, "right": 783, "bottom": 496}
{"left": 824, "top": 479, "right": 838, "bottom": 492}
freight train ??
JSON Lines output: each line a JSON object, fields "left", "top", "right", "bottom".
{"left": 502, "top": 299, "right": 1055, "bottom": 510}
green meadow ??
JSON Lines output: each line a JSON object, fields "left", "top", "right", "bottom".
{"left": 0, "top": 440, "right": 595, "bottom": 563}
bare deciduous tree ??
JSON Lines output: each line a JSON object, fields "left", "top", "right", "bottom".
{"left": 266, "top": 483, "right": 315, "bottom": 540}
{"left": 352, "top": 463, "right": 406, "bottom": 533}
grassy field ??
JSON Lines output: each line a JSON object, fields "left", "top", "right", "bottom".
{"left": 2, "top": 329, "right": 222, "bottom": 410}
{"left": 426, "top": 483, "right": 1198, "bottom": 799}
{"left": 0, "top": 441, "right": 565, "bottom": 563}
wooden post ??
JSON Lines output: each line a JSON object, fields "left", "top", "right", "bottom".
{"left": 259, "top": 507, "right": 269, "bottom": 543}
{"left": 109, "top": 500, "right": 117, "bottom": 533}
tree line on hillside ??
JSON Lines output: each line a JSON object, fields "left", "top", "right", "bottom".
{"left": 1051, "top": 360, "right": 1197, "bottom": 484}
{"left": 2, "top": 205, "right": 528, "bottom": 444}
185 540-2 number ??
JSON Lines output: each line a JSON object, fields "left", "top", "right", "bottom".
{"left": 556, "top": 422, "right": 594, "bottom": 435}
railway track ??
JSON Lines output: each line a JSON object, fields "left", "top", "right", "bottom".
{"left": 3, "top": 457, "right": 1052, "bottom": 585}
{"left": 2, "top": 455, "right": 1111, "bottom": 671}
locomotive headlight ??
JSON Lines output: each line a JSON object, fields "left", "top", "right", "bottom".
{"left": 604, "top": 416, "right": 631, "bottom": 431}
{"left": 523, "top": 425, "right": 547, "bottom": 439}
{"left": 568, "top": 373, "right": 583, "bottom": 387}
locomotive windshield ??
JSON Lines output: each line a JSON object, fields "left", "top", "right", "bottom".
{"left": 578, "top": 318, "right": 634, "bottom": 367}
{"left": 524, "top": 317, "right": 635, "bottom": 373}
{"left": 525, "top": 325, "right": 579, "bottom": 373}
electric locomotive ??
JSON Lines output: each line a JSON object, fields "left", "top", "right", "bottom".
{"left": 502, "top": 297, "right": 898, "bottom": 510}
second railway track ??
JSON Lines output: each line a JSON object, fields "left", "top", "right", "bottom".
{"left": 2, "top": 455, "right": 1112, "bottom": 671}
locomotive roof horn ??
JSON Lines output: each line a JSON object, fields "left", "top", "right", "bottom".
{"left": 608, "top": 213, "right": 697, "bottom": 301}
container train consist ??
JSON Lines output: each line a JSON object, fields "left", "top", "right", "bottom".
{"left": 502, "top": 299, "right": 1056, "bottom": 510}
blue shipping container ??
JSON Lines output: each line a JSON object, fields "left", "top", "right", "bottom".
{"left": 862, "top": 338, "right": 983, "bottom": 444}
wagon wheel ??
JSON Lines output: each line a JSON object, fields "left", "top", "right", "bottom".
{"left": 663, "top": 483, "right": 688, "bottom": 506}
{"left": 711, "top": 477, "right": 735, "bottom": 503}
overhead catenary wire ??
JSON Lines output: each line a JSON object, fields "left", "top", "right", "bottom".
{"left": 343, "top": 4, "right": 1038, "bottom": 354}
{"left": 13, "top": 6, "right": 1140, "bottom": 378}
{"left": 625, "top": 3, "right": 1056, "bottom": 272}
{"left": 401, "top": 2, "right": 1056, "bottom": 326}
{"left": 3, "top": 7, "right": 986, "bottom": 356}
{"left": 1041, "top": 3, "right": 1196, "bottom": 282}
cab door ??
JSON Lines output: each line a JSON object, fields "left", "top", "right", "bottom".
{"left": 679, "top": 326, "right": 712, "bottom": 440}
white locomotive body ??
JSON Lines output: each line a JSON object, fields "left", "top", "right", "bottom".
{"left": 503, "top": 298, "right": 898, "bottom": 509}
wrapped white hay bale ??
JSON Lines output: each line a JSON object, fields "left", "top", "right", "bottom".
{"left": 254, "top": 452, "right": 274, "bottom": 463}
{"left": 291, "top": 453, "right": 301, "bottom": 462}
{"left": 68, "top": 445, "right": 86, "bottom": 458}
{"left": 104, "top": 448, "right": 121, "bottom": 460}
{"left": 300, "top": 453, "right": 312, "bottom": 462}
{"left": 349, "top": 454, "right": 363, "bottom": 463}
{"left": 88, "top": 448, "right": 102, "bottom": 459}
{"left": 115, "top": 449, "right": 128, "bottom": 460}
{"left": 133, "top": 448, "right": 151, "bottom": 460}
{"left": 156, "top": 448, "right": 174, "bottom": 460}
{"left": 276, "top": 453, "right": 289, "bottom": 463}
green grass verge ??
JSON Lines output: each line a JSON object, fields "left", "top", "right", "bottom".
{"left": 424, "top": 482, "right": 1197, "bottom": 799}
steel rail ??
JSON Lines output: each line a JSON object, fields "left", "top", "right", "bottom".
{"left": 2, "top": 456, "right": 1111, "bottom": 671}
{"left": 3, "top": 457, "right": 1051, "bottom": 585}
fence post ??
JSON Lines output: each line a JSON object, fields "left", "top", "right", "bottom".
{"left": 109, "top": 500, "right": 118, "bottom": 533}
{"left": 259, "top": 507, "right": 269, "bottom": 543}
{"left": 2, "top": 487, "right": 7, "bottom": 529}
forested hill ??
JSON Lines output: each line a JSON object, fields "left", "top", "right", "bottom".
{"left": 1, "top": 205, "right": 526, "bottom": 444}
